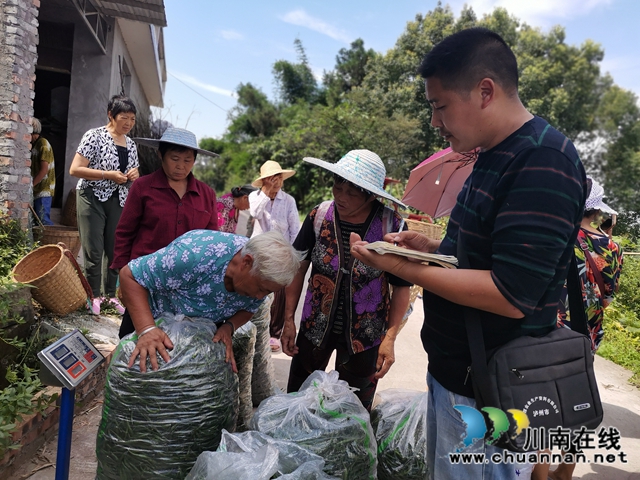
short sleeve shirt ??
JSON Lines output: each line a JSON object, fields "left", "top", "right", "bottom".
{"left": 76, "top": 126, "right": 139, "bottom": 207}
{"left": 31, "top": 137, "right": 55, "bottom": 198}
{"left": 128, "top": 230, "right": 263, "bottom": 321}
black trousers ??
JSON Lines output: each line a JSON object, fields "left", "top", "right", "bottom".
{"left": 287, "top": 331, "right": 380, "bottom": 411}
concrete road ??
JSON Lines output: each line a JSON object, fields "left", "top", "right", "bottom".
{"left": 11, "top": 298, "right": 640, "bottom": 479}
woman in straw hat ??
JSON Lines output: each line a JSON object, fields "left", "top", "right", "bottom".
{"left": 111, "top": 127, "right": 219, "bottom": 338}
{"left": 249, "top": 160, "right": 301, "bottom": 351}
{"left": 281, "top": 149, "right": 412, "bottom": 410}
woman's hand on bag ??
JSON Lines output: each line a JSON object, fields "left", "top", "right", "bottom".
{"left": 107, "top": 170, "right": 129, "bottom": 185}
{"left": 126, "top": 167, "right": 140, "bottom": 182}
{"left": 212, "top": 323, "right": 238, "bottom": 373}
{"left": 281, "top": 318, "right": 298, "bottom": 357}
{"left": 127, "top": 328, "right": 174, "bottom": 373}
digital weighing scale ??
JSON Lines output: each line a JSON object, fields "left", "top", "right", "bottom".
{"left": 38, "top": 329, "right": 106, "bottom": 480}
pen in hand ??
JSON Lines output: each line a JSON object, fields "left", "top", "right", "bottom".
{"left": 393, "top": 218, "right": 405, "bottom": 246}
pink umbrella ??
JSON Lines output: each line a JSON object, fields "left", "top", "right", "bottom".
{"left": 402, "top": 147, "right": 478, "bottom": 218}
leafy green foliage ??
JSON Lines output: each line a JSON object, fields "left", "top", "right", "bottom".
{"left": 273, "top": 39, "right": 319, "bottom": 105}
{"left": 0, "top": 214, "right": 32, "bottom": 277}
{"left": 0, "top": 364, "right": 57, "bottom": 456}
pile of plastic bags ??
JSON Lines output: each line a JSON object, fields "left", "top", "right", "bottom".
{"left": 185, "top": 430, "right": 339, "bottom": 480}
{"left": 250, "top": 370, "right": 377, "bottom": 479}
{"left": 96, "top": 314, "right": 239, "bottom": 479}
{"left": 371, "top": 389, "right": 429, "bottom": 479}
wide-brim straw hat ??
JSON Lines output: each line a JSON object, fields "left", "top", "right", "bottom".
{"left": 133, "top": 127, "right": 218, "bottom": 157}
{"left": 303, "top": 149, "right": 406, "bottom": 207}
{"left": 252, "top": 160, "right": 296, "bottom": 187}
{"left": 585, "top": 176, "right": 617, "bottom": 215}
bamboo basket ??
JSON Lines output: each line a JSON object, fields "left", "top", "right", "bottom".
{"left": 61, "top": 189, "right": 77, "bottom": 227}
{"left": 12, "top": 243, "right": 87, "bottom": 315}
{"left": 405, "top": 218, "right": 443, "bottom": 240}
{"left": 40, "top": 226, "right": 81, "bottom": 258}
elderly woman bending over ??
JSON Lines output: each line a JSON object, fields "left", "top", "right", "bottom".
{"left": 119, "top": 230, "right": 305, "bottom": 372}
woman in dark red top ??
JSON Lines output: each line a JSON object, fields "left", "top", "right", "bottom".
{"left": 112, "top": 127, "right": 219, "bottom": 337}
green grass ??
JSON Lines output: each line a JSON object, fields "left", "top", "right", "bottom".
{"left": 597, "top": 303, "right": 640, "bottom": 388}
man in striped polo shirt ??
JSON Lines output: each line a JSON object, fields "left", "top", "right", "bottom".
{"left": 351, "top": 27, "right": 587, "bottom": 479}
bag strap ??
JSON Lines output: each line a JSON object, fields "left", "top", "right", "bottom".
{"left": 567, "top": 251, "right": 589, "bottom": 336}
{"left": 313, "top": 201, "right": 333, "bottom": 239}
{"left": 457, "top": 236, "right": 498, "bottom": 407}
{"left": 577, "top": 235, "right": 607, "bottom": 301}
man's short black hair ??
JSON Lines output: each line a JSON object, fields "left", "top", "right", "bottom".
{"left": 418, "top": 27, "right": 519, "bottom": 96}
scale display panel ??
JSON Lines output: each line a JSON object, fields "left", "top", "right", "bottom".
{"left": 38, "top": 329, "right": 105, "bottom": 389}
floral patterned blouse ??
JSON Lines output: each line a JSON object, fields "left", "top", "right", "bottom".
{"left": 293, "top": 201, "right": 411, "bottom": 354}
{"left": 75, "top": 126, "right": 139, "bottom": 207}
{"left": 217, "top": 193, "right": 238, "bottom": 233}
{"left": 128, "top": 230, "right": 263, "bottom": 321}
{"left": 557, "top": 227, "right": 623, "bottom": 352}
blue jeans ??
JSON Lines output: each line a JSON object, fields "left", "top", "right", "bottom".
{"left": 427, "top": 373, "right": 533, "bottom": 480}
{"left": 34, "top": 197, "right": 53, "bottom": 225}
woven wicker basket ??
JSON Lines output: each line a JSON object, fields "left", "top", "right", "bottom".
{"left": 12, "top": 244, "right": 87, "bottom": 315}
{"left": 40, "top": 226, "right": 81, "bottom": 258}
{"left": 405, "top": 218, "right": 443, "bottom": 240}
{"left": 61, "top": 189, "right": 77, "bottom": 227}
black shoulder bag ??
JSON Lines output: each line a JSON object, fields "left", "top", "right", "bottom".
{"left": 459, "top": 233, "right": 603, "bottom": 452}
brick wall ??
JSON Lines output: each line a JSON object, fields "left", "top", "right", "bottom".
{"left": 0, "top": 0, "right": 39, "bottom": 228}
{"left": 0, "top": 344, "right": 115, "bottom": 479}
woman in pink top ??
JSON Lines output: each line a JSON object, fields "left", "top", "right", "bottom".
{"left": 217, "top": 185, "right": 256, "bottom": 233}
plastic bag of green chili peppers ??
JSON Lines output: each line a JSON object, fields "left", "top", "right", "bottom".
{"left": 249, "top": 370, "right": 378, "bottom": 480}
{"left": 95, "top": 313, "right": 239, "bottom": 480}
{"left": 370, "top": 389, "right": 429, "bottom": 479}
{"left": 185, "top": 429, "right": 339, "bottom": 479}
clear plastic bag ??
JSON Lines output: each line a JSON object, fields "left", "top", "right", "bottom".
{"left": 249, "top": 370, "right": 378, "bottom": 479}
{"left": 96, "top": 313, "right": 239, "bottom": 479}
{"left": 371, "top": 389, "right": 429, "bottom": 480}
{"left": 185, "top": 430, "right": 339, "bottom": 480}
{"left": 251, "top": 294, "right": 281, "bottom": 406}
{"left": 232, "top": 320, "right": 257, "bottom": 430}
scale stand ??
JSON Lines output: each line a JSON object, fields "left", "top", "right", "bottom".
{"left": 37, "top": 329, "right": 105, "bottom": 480}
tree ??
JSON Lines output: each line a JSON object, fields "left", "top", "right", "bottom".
{"left": 273, "top": 38, "right": 320, "bottom": 105}
{"left": 323, "top": 39, "right": 377, "bottom": 105}
{"left": 227, "top": 83, "right": 281, "bottom": 140}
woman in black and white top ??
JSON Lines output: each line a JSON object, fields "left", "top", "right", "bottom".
{"left": 70, "top": 95, "right": 139, "bottom": 315}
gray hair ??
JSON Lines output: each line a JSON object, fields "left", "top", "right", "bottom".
{"left": 242, "top": 231, "right": 305, "bottom": 286}
{"left": 32, "top": 118, "right": 42, "bottom": 134}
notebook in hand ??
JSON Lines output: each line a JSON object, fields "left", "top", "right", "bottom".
{"left": 364, "top": 241, "right": 458, "bottom": 269}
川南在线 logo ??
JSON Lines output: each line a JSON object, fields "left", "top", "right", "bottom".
{"left": 454, "top": 405, "right": 530, "bottom": 451}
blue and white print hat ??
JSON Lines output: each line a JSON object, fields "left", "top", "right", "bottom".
{"left": 133, "top": 127, "right": 218, "bottom": 157}
{"left": 303, "top": 149, "right": 406, "bottom": 207}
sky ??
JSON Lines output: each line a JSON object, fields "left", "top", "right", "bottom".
{"left": 154, "top": 0, "right": 640, "bottom": 141}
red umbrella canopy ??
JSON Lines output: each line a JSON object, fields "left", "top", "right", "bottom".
{"left": 402, "top": 148, "right": 477, "bottom": 218}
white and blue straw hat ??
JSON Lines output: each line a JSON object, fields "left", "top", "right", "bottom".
{"left": 133, "top": 127, "right": 218, "bottom": 157}
{"left": 303, "top": 149, "right": 406, "bottom": 207}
